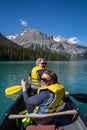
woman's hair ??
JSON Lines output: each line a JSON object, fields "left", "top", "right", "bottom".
{"left": 43, "top": 70, "right": 58, "bottom": 84}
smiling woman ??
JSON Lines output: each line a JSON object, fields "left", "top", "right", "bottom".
{"left": 40, "top": 70, "right": 58, "bottom": 86}
{"left": 21, "top": 70, "right": 64, "bottom": 126}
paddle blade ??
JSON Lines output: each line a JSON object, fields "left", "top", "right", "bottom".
{"left": 5, "top": 85, "right": 22, "bottom": 95}
{"left": 70, "top": 93, "right": 87, "bottom": 103}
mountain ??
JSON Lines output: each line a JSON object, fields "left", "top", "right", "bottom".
{"left": 0, "top": 33, "right": 22, "bottom": 61}
{"left": 0, "top": 33, "right": 19, "bottom": 47}
{"left": 6, "top": 28, "right": 87, "bottom": 60}
{"left": 0, "top": 32, "right": 69, "bottom": 61}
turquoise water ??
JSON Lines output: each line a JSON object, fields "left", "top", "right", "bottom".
{"left": 0, "top": 61, "right": 87, "bottom": 120}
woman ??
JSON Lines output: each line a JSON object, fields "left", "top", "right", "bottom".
{"left": 21, "top": 70, "right": 64, "bottom": 124}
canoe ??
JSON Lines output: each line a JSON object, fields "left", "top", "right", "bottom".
{"left": 0, "top": 93, "right": 87, "bottom": 130}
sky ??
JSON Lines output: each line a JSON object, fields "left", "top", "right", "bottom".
{"left": 0, "top": 0, "right": 87, "bottom": 46}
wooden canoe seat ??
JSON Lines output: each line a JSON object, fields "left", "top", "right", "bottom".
{"left": 26, "top": 124, "right": 56, "bottom": 130}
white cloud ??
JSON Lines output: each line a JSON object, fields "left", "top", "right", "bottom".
{"left": 19, "top": 18, "right": 28, "bottom": 27}
{"left": 68, "top": 37, "right": 80, "bottom": 44}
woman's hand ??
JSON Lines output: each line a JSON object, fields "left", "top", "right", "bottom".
{"left": 21, "top": 79, "right": 27, "bottom": 92}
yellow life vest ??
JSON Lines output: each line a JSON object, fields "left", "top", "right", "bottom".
{"left": 34, "top": 83, "right": 64, "bottom": 113}
{"left": 31, "top": 66, "right": 45, "bottom": 83}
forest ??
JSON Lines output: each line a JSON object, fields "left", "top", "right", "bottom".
{"left": 0, "top": 44, "right": 69, "bottom": 61}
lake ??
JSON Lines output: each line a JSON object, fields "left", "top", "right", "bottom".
{"left": 0, "top": 61, "right": 87, "bottom": 120}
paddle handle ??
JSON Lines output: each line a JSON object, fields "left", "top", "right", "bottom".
{"left": 9, "top": 110, "right": 77, "bottom": 119}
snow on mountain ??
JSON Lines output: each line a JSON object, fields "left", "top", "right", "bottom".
{"left": 53, "top": 35, "right": 75, "bottom": 44}
{"left": 7, "top": 35, "right": 17, "bottom": 41}
{"left": 68, "top": 37, "right": 80, "bottom": 44}
{"left": 53, "top": 35, "right": 69, "bottom": 43}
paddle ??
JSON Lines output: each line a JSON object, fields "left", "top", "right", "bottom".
{"left": 5, "top": 82, "right": 40, "bottom": 95}
{"left": 5, "top": 85, "right": 22, "bottom": 95}
{"left": 8, "top": 110, "right": 77, "bottom": 119}
{"left": 5, "top": 84, "right": 87, "bottom": 103}
{"left": 70, "top": 93, "right": 87, "bottom": 103}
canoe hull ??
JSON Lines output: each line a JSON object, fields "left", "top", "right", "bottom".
{"left": 0, "top": 94, "right": 87, "bottom": 130}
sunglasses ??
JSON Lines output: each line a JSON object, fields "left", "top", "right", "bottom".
{"left": 41, "top": 78, "right": 50, "bottom": 82}
{"left": 40, "top": 62, "right": 47, "bottom": 65}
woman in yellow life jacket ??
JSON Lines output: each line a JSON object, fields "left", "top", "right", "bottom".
{"left": 21, "top": 70, "right": 64, "bottom": 125}
{"left": 29, "top": 58, "right": 47, "bottom": 94}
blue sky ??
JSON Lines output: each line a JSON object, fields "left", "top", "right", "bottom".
{"left": 0, "top": 0, "right": 87, "bottom": 46}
